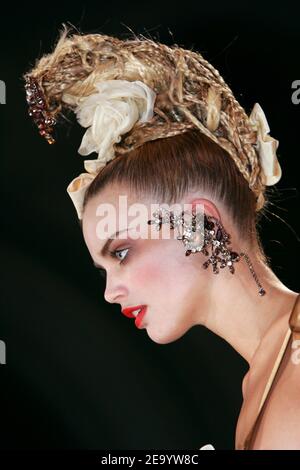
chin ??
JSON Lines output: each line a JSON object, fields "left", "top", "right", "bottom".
{"left": 145, "top": 324, "right": 191, "bottom": 345}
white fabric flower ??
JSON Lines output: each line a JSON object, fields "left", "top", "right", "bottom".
{"left": 66, "top": 79, "right": 156, "bottom": 219}
{"left": 76, "top": 79, "right": 156, "bottom": 166}
{"left": 249, "top": 103, "right": 282, "bottom": 186}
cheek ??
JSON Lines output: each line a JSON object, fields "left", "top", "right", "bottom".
{"left": 131, "top": 256, "right": 161, "bottom": 287}
{"left": 131, "top": 241, "right": 195, "bottom": 297}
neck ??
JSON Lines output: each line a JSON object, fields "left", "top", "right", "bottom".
{"left": 197, "top": 255, "right": 298, "bottom": 365}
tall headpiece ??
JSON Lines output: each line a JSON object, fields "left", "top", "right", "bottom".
{"left": 24, "top": 26, "right": 282, "bottom": 219}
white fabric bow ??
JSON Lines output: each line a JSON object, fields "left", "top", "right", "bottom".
{"left": 199, "top": 444, "right": 215, "bottom": 450}
{"left": 249, "top": 103, "right": 282, "bottom": 186}
{"left": 66, "top": 79, "right": 156, "bottom": 219}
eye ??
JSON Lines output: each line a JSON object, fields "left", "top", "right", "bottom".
{"left": 95, "top": 248, "right": 130, "bottom": 279}
{"left": 110, "top": 248, "right": 129, "bottom": 264}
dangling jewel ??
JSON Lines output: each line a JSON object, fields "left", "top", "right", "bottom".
{"left": 147, "top": 206, "right": 266, "bottom": 296}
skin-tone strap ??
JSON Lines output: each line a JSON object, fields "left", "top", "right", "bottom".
{"left": 242, "top": 293, "right": 300, "bottom": 450}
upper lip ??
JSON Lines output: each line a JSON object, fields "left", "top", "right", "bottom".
{"left": 121, "top": 305, "right": 146, "bottom": 318}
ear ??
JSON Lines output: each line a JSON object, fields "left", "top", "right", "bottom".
{"left": 189, "top": 198, "right": 221, "bottom": 221}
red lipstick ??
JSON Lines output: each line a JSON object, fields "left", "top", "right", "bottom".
{"left": 121, "top": 305, "right": 146, "bottom": 319}
{"left": 134, "top": 306, "right": 147, "bottom": 329}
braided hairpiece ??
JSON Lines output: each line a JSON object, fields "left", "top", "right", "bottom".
{"left": 23, "top": 25, "right": 281, "bottom": 219}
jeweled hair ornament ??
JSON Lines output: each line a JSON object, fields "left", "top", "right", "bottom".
{"left": 23, "top": 26, "right": 282, "bottom": 219}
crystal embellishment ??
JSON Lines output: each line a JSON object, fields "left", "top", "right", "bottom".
{"left": 147, "top": 206, "right": 266, "bottom": 296}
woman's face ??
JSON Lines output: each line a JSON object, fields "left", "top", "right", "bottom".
{"left": 82, "top": 185, "right": 215, "bottom": 344}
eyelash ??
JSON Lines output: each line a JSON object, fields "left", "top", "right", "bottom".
{"left": 97, "top": 248, "right": 130, "bottom": 278}
{"left": 109, "top": 247, "right": 129, "bottom": 263}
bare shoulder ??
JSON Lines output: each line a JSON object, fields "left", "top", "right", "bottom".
{"left": 236, "top": 308, "right": 300, "bottom": 449}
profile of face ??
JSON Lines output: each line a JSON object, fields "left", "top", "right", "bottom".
{"left": 82, "top": 184, "right": 221, "bottom": 345}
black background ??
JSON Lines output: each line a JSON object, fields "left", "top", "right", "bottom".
{"left": 0, "top": 0, "right": 299, "bottom": 450}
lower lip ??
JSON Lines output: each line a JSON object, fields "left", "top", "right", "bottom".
{"left": 135, "top": 307, "right": 147, "bottom": 328}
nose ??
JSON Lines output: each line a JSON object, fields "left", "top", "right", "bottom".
{"left": 103, "top": 274, "right": 127, "bottom": 304}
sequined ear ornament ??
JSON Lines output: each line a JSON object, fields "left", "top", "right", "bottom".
{"left": 147, "top": 207, "right": 266, "bottom": 297}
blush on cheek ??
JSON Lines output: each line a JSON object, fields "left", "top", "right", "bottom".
{"left": 133, "top": 241, "right": 181, "bottom": 288}
{"left": 134, "top": 259, "right": 178, "bottom": 295}
{"left": 134, "top": 263, "right": 158, "bottom": 285}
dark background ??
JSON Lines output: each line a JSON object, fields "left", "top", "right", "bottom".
{"left": 0, "top": 1, "right": 299, "bottom": 450}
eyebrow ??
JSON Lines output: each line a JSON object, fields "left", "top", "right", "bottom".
{"left": 93, "top": 228, "right": 129, "bottom": 269}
